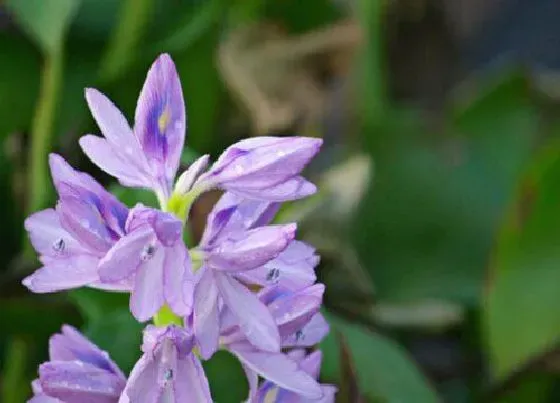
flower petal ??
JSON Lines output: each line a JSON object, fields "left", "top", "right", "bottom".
{"left": 22, "top": 255, "right": 100, "bottom": 293}
{"left": 214, "top": 272, "right": 280, "bottom": 352}
{"left": 98, "top": 225, "right": 154, "bottom": 283}
{"left": 228, "top": 342, "right": 323, "bottom": 399}
{"left": 282, "top": 313, "right": 330, "bottom": 348}
{"left": 175, "top": 154, "right": 210, "bottom": 194}
{"left": 79, "top": 135, "right": 151, "bottom": 189}
{"left": 130, "top": 246, "right": 165, "bottom": 321}
{"left": 193, "top": 267, "right": 220, "bottom": 359}
{"left": 209, "top": 224, "right": 296, "bottom": 272}
{"left": 173, "top": 354, "right": 213, "bottom": 402}
{"left": 163, "top": 243, "right": 194, "bottom": 317}
{"left": 230, "top": 176, "right": 317, "bottom": 202}
{"left": 39, "top": 361, "right": 125, "bottom": 402}
{"left": 120, "top": 354, "right": 161, "bottom": 403}
{"left": 134, "top": 53, "right": 186, "bottom": 188}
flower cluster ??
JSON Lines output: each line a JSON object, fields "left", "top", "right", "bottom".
{"left": 25, "top": 54, "right": 335, "bottom": 402}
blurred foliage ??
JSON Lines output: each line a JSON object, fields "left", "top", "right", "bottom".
{"left": 1, "top": 0, "right": 560, "bottom": 402}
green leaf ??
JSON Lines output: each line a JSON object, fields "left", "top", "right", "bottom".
{"left": 203, "top": 350, "right": 248, "bottom": 402}
{"left": 321, "top": 313, "right": 440, "bottom": 403}
{"left": 353, "top": 72, "right": 538, "bottom": 304}
{"left": 484, "top": 141, "right": 560, "bottom": 379}
{"left": 70, "top": 289, "right": 142, "bottom": 373}
{"left": 5, "top": 0, "right": 80, "bottom": 54}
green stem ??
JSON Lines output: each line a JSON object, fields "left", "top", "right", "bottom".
{"left": 99, "top": 0, "right": 155, "bottom": 83}
{"left": 1, "top": 337, "right": 27, "bottom": 403}
{"left": 27, "top": 50, "right": 63, "bottom": 216}
{"left": 153, "top": 304, "right": 183, "bottom": 327}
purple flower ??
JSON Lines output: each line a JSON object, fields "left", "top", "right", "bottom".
{"left": 98, "top": 205, "right": 194, "bottom": 322}
{"left": 194, "top": 137, "right": 322, "bottom": 201}
{"left": 80, "top": 54, "right": 185, "bottom": 202}
{"left": 23, "top": 154, "right": 131, "bottom": 293}
{"left": 119, "top": 325, "right": 212, "bottom": 403}
{"left": 251, "top": 350, "right": 337, "bottom": 403}
{"left": 217, "top": 284, "right": 329, "bottom": 402}
{"left": 30, "top": 325, "right": 126, "bottom": 403}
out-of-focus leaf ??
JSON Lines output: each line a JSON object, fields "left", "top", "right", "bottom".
{"left": 354, "top": 72, "right": 537, "bottom": 304}
{"left": 5, "top": 0, "right": 80, "bottom": 54}
{"left": 264, "top": 0, "right": 342, "bottom": 33}
{"left": 485, "top": 141, "right": 560, "bottom": 379}
{"left": 203, "top": 350, "right": 248, "bottom": 402}
{"left": 70, "top": 288, "right": 142, "bottom": 373}
{"left": 1, "top": 337, "right": 28, "bottom": 403}
{"left": 321, "top": 312, "right": 440, "bottom": 403}
{"left": 337, "top": 333, "right": 366, "bottom": 402}
{"left": 496, "top": 373, "right": 554, "bottom": 403}
{"left": 0, "top": 33, "right": 40, "bottom": 138}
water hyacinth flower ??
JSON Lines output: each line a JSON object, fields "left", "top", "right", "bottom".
{"left": 119, "top": 325, "right": 211, "bottom": 403}
{"left": 30, "top": 325, "right": 126, "bottom": 403}
{"left": 193, "top": 136, "right": 322, "bottom": 202}
{"left": 217, "top": 284, "right": 329, "bottom": 402}
{"left": 23, "top": 154, "right": 131, "bottom": 293}
{"left": 98, "top": 205, "right": 194, "bottom": 321}
{"left": 251, "top": 350, "right": 337, "bottom": 403}
{"left": 80, "top": 54, "right": 186, "bottom": 204}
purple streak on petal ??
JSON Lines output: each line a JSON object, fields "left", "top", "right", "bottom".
{"left": 25, "top": 209, "right": 86, "bottom": 259}
{"left": 56, "top": 197, "right": 113, "bottom": 254}
{"left": 130, "top": 246, "right": 165, "bottom": 321}
{"left": 208, "top": 224, "right": 296, "bottom": 272}
{"left": 229, "top": 176, "right": 317, "bottom": 202}
{"left": 163, "top": 243, "right": 194, "bottom": 317}
{"left": 193, "top": 267, "right": 220, "bottom": 359}
{"left": 228, "top": 342, "right": 323, "bottom": 399}
{"left": 267, "top": 284, "right": 324, "bottom": 339}
{"left": 175, "top": 154, "right": 210, "bottom": 194}
{"left": 120, "top": 354, "right": 160, "bottom": 403}
{"left": 134, "top": 53, "right": 186, "bottom": 188}
{"left": 174, "top": 354, "right": 213, "bottom": 402}
{"left": 282, "top": 313, "right": 330, "bottom": 348}
{"left": 214, "top": 272, "right": 280, "bottom": 352}
{"left": 79, "top": 135, "right": 151, "bottom": 189}
{"left": 98, "top": 225, "right": 154, "bottom": 283}
{"left": 22, "top": 255, "right": 100, "bottom": 293}
{"left": 236, "top": 240, "right": 318, "bottom": 290}
{"left": 39, "top": 361, "right": 125, "bottom": 402}
{"left": 49, "top": 325, "right": 125, "bottom": 379}
{"left": 200, "top": 201, "right": 237, "bottom": 247}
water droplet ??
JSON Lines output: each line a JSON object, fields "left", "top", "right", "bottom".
{"left": 266, "top": 268, "right": 280, "bottom": 283}
{"left": 163, "top": 368, "right": 173, "bottom": 381}
{"left": 141, "top": 244, "right": 156, "bottom": 261}
{"left": 234, "top": 164, "right": 244, "bottom": 174}
{"left": 52, "top": 238, "right": 65, "bottom": 253}
{"left": 295, "top": 330, "right": 304, "bottom": 341}
{"left": 277, "top": 150, "right": 286, "bottom": 157}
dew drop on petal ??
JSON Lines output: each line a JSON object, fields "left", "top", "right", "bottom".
{"left": 295, "top": 330, "right": 304, "bottom": 341}
{"left": 52, "top": 238, "right": 65, "bottom": 253}
{"left": 141, "top": 244, "right": 157, "bottom": 261}
{"left": 266, "top": 268, "right": 280, "bottom": 283}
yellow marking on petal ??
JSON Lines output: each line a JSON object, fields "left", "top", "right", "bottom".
{"left": 158, "top": 107, "right": 171, "bottom": 134}
{"left": 264, "top": 387, "right": 279, "bottom": 403}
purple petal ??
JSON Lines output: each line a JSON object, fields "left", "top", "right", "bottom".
{"left": 208, "top": 224, "right": 296, "bottom": 272}
{"left": 49, "top": 325, "right": 125, "bottom": 379}
{"left": 152, "top": 211, "right": 183, "bottom": 246}
{"left": 228, "top": 342, "right": 323, "bottom": 399}
{"left": 242, "top": 364, "right": 259, "bottom": 403}
{"left": 79, "top": 135, "right": 151, "bottom": 189}
{"left": 22, "top": 255, "right": 100, "bottom": 293}
{"left": 267, "top": 284, "right": 324, "bottom": 339}
{"left": 29, "top": 395, "right": 62, "bottom": 403}
{"left": 214, "top": 272, "right": 280, "bottom": 352}
{"left": 299, "top": 350, "right": 323, "bottom": 379}
{"left": 173, "top": 354, "right": 213, "bottom": 402}
{"left": 282, "top": 313, "right": 330, "bottom": 348}
{"left": 200, "top": 200, "right": 238, "bottom": 248}
{"left": 25, "top": 209, "right": 85, "bottom": 259}
{"left": 236, "top": 240, "right": 318, "bottom": 290}
{"left": 130, "top": 246, "right": 165, "bottom": 321}
{"left": 134, "top": 54, "right": 186, "bottom": 189}
{"left": 317, "top": 385, "right": 338, "bottom": 403}
{"left": 39, "top": 361, "right": 125, "bottom": 402}
{"left": 98, "top": 226, "right": 154, "bottom": 283}
{"left": 120, "top": 354, "right": 160, "bottom": 403}
{"left": 56, "top": 197, "right": 113, "bottom": 254}
{"left": 200, "top": 136, "right": 321, "bottom": 190}
{"left": 229, "top": 176, "right": 317, "bottom": 202}
{"left": 193, "top": 267, "right": 220, "bottom": 359}
{"left": 163, "top": 243, "right": 194, "bottom": 317}
{"left": 175, "top": 154, "right": 210, "bottom": 194}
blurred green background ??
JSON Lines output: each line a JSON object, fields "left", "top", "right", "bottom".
{"left": 1, "top": 0, "right": 560, "bottom": 401}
